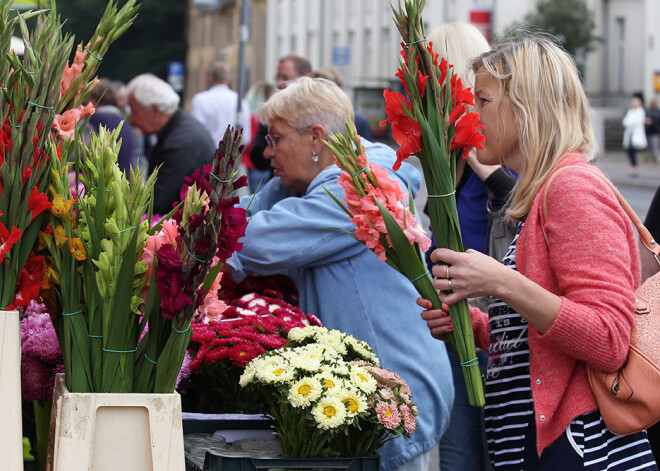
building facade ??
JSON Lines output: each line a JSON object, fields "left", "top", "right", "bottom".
{"left": 185, "top": 0, "right": 660, "bottom": 136}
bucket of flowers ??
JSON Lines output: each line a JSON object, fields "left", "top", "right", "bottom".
{"left": 186, "top": 291, "right": 323, "bottom": 414}
{"left": 237, "top": 326, "right": 417, "bottom": 462}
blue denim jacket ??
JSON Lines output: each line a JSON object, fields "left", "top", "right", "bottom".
{"left": 228, "top": 141, "right": 454, "bottom": 471}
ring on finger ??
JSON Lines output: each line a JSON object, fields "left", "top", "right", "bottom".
{"left": 445, "top": 265, "right": 451, "bottom": 280}
{"left": 447, "top": 278, "right": 452, "bottom": 290}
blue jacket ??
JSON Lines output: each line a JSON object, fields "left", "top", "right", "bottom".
{"left": 228, "top": 140, "right": 453, "bottom": 471}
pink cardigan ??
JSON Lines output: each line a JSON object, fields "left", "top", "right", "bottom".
{"left": 470, "top": 154, "right": 640, "bottom": 455}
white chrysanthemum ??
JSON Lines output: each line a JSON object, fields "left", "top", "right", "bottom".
{"left": 239, "top": 293, "right": 257, "bottom": 302}
{"left": 268, "top": 304, "right": 278, "bottom": 313}
{"left": 317, "top": 329, "right": 347, "bottom": 354}
{"left": 319, "top": 363, "right": 350, "bottom": 379}
{"left": 288, "top": 377, "right": 323, "bottom": 407}
{"left": 239, "top": 362, "right": 258, "bottom": 387}
{"left": 287, "top": 326, "right": 314, "bottom": 342}
{"left": 288, "top": 351, "right": 322, "bottom": 372}
{"left": 333, "top": 387, "right": 368, "bottom": 417}
{"left": 256, "top": 357, "right": 294, "bottom": 384}
{"left": 345, "top": 336, "right": 379, "bottom": 364}
{"left": 315, "top": 372, "right": 342, "bottom": 390}
{"left": 349, "top": 366, "right": 378, "bottom": 394}
{"left": 312, "top": 396, "right": 347, "bottom": 429}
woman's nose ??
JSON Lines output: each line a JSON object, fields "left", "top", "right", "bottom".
{"left": 263, "top": 144, "right": 274, "bottom": 159}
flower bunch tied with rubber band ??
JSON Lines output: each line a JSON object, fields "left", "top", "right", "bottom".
{"left": 325, "top": 120, "right": 442, "bottom": 313}
{"left": 0, "top": 0, "right": 137, "bottom": 312}
{"left": 134, "top": 126, "right": 249, "bottom": 393}
{"left": 379, "top": 0, "right": 486, "bottom": 406}
{"left": 240, "top": 325, "right": 417, "bottom": 458}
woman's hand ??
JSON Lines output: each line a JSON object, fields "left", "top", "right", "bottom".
{"left": 416, "top": 297, "right": 452, "bottom": 340}
{"left": 466, "top": 147, "right": 501, "bottom": 182}
{"left": 429, "top": 248, "right": 506, "bottom": 305}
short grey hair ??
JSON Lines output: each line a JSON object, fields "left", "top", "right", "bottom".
{"left": 126, "top": 73, "right": 180, "bottom": 113}
{"left": 259, "top": 77, "right": 354, "bottom": 138}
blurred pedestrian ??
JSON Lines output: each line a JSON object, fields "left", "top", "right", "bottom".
{"left": 250, "top": 54, "right": 312, "bottom": 189}
{"left": 242, "top": 81, "right": 276, "bottom": 191}
{"left": 646, "top": 97, "right": 660, "bottom": 163}
{"left": 191, "top": 61, "right": 252, "bottom": 147}
{"left": 126, "top": 74, "right": 215, "bottom": 215}
{"left": 623, "top": 94, "right": 648, "bottom": 176}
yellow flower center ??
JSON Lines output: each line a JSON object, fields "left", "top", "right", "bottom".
{"left": 384, "top": 409, "right": 392, "bottom": 418}
{"left": 323, "top": 406, "right": 336, "bottom": 418}
{"left": 357, "top": 373, "right": 368, "bottom": 382}
{"left": 323, "top": 379, "right": 335, "bottom": 388}
{"left": 345, "top": 398, "right": 358, "bottom": 412}
{"left": 298, "top": 385, "right": 312, "bottom": 396}
{"left": 239, "top": 351, "right": 246, "bottom": 356}
{"left": 273, "top": 368, "right": 285, "bottom": 376}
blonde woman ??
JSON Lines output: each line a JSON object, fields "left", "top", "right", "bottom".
{"left": 419, "top": 37, "right": 657, "bottom": 469}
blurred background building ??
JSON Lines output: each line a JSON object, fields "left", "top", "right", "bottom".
{"left": 184, "top": 0, "right": 660, "bottom": 150}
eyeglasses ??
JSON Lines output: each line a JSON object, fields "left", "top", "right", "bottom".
{"left": 265, "top": 126, "right": 312, "bottom": 148}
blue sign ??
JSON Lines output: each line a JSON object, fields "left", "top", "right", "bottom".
{"left": 168, "top": 61, "right": 185, "bottom": 92}
{"left": 332, "top": 47, "right": 350, "bottom": 66}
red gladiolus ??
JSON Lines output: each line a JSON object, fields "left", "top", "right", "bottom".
{"left": 416, "top": 71, "right": 429, "bottom": 99}
{"left": 450, "top": 112, "right": 485, "bottom": 153}
{"left": 0, "top": 222, "right": 22, "bottom": 263}
{"left": 13, "top": 255, "right": 46, "bottom": 307}
{"left": 381, "top": 89, "right": 422, "bottom": 170}
{"left": 27, "top": 187, "right": 52, "bottom": 222}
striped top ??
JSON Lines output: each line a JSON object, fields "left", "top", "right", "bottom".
{"left": 484, "top": 223, "right": 657, "bottom": 470}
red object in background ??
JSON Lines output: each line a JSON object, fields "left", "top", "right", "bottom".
{"left": 470, "top": 9, "right": 492, "bottom": 43}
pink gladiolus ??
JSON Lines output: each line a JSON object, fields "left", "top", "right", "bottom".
{"left": 197, "top": 272, "right": 228, "bottom": 323}
{"left": 52, "top": 103, "right": 96, "bottom": 140}
{"left": 60, "top": 48, "right": 87, "bottom": 100}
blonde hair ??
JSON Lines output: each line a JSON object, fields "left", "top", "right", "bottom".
{"left": 471, "top": 37, "right": 595, "bottom": 221}
{"left": 258, "top": 77, "right": 354, "bottom": 137}
{"left": 428, "top": 22, "right": 490, "bottom": 89}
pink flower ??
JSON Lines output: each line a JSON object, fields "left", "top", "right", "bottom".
{"left": 399, "top": 403, "right": 417, "bottom": 433}
{"left": 21, "top": 355, "right": 53, "bottom": 402}
{"left": 21, "top": 312, "right": 61, "bottom": 363}
{"left": 60, "top": 49, "right": 87, "bottom": 100}
{"left": 52, "top": 103, "right": 95, "bottom": 140}
{"left": 197, "top": 272, "right": 228, "bottom": 323}
{"left": 375, "top": 401, "right": 401, "bottom": 430}
{"left": 155, "top": 243, "right": 193, "bottom": 319}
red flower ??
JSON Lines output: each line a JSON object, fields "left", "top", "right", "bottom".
{"left": 416, "top": 70, "right": 429, "bottom": 99}
{"left": 381, "top": 89, "right": 422, "bottom": 170}
{"left": 13, "top": 255, "right": 46, "bottom": 307}
{"left": 450, "top": 112, "right": 485, "bottom": 153}
{"left": 216, "top": 206, "right": 248, "bottom": 264}
{"left": 0, "top": 221, "right": 22, "bottom": 263}
{"left": 27, "top": 187, "right": 52, "bottom": 223}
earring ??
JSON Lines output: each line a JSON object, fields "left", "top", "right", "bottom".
{"left": 312, "top": 153, "right": 319, "bottom": 162}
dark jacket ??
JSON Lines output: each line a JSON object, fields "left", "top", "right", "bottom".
{"left": 149, "top": 110, "right": 216, "bottom": 215}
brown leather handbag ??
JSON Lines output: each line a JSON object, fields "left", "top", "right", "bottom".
{"left": 544, "top": 165, "right": 660, "bottom": 435}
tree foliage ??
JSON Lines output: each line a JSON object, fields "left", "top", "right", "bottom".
{"left": 520, "top": 0, "right": 600, "bottom": 57}
{"left": 56, "top": 0, "right": 187, "bottom": 83}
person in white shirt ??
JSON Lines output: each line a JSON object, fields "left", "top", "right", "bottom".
{"left": 191, "top": 61, "right": 252, "bottom": 147}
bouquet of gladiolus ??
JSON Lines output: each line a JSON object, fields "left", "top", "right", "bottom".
{"left": 240, "top": 326, "right": 417, "bottom": 458}
{"left": 379, "top": 0, "right": 486, "bottom": 406}
{"left": 187, "top": 291, "right": 322, "bottom": 413}
{"left": 0, "top": 0, "right": 136, "bottom": 311}
{"left": 134, "top": 126, "right": 249, "bottom": 393}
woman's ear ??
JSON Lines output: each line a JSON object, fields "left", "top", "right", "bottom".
{"left": 310, "top": 123, "right": 327, "bottom": 142}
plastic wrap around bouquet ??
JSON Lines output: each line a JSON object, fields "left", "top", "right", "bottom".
{"left": 239, "top": 326, "right": 417, "bottom": 458}
{"left": 187, "top": 291, "right": 322, "bottom": 413}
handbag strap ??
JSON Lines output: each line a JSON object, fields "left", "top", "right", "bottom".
{"left": 541, "top": 165, "right": 660, "bottom": 266}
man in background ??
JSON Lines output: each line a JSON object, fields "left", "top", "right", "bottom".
{"left": 127, "top": 73, "right": 215, "bottom": 215}
{"left": 191, "top": 61, "right": 251, "bottom": 147}
{"left": 250, "top": 54, "right": 312, "bottom": 186}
